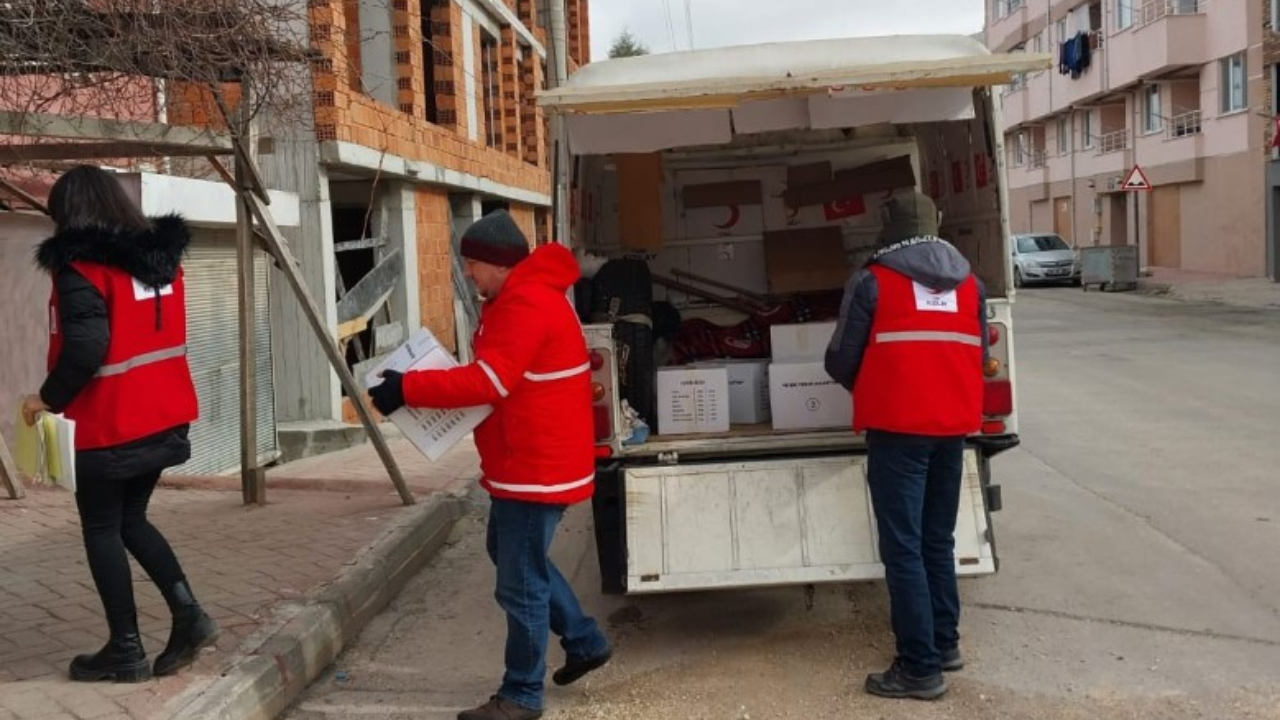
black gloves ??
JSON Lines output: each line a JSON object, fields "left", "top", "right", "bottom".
{"left": 369, "top": 370, "right": 406, "bottom": 416}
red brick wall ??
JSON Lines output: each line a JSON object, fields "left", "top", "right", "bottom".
{"left": 310, "top": 0, "right": 551, "bottom": 196}
{"left": 415, "top": 187, "right": 459, "bottom": 353}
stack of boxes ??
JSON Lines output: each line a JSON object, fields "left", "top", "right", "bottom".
{"left": 766, "top": 322, "right": 852, "bottom": 431}
{"left": 654, "top": 321, "right": 853, "bottom": 436}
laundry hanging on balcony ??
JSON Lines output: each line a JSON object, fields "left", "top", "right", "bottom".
{"left": 1058, "top": 31, "right": 1092, "bottom": 79}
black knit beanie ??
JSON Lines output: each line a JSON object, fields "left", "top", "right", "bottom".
{"left": 460, "top": 210, "right": 530, "bottom": 267}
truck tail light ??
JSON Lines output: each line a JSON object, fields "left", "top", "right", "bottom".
{"left": 984, "top": 379, "right": 1013, "bottom": 418}
{"left": 988, "top": 324, "right": 1001, "bottom": 347}
{"left": 593, "top": 404, "right": 612, "bottom": 442}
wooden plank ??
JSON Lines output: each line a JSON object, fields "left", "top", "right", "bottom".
{"left": 234, "top": 94, "right": 266, "bottom": 506}
{"left": 0, "top": 435, "right": 25, "bottom": 500}
{"left": 336, "top": 249, "right": 403, "bottom": 324}
{"left": 240, "top": 189, "right": 414, "bottom": 506}
{"left": 337, "top": 316, "right": 370, "bottom": 340}
{"left": 0, "top": 177, "right": 48, "bottom": 214}
{"left": 0, "top": 110, "right": 233, "bottom": 150}
{"left": 334, "top": 237, "right": 387, "bottom": 253}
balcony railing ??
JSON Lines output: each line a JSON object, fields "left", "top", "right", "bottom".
{"left": 1136, "top": 0, "right": 1206, "bottom": 28}
{"left": 1169, "top": 110, "right": 1202, "bottom": 138}
{"left": 995, "top": 0, "right": 1027, "bottom": 20}
{"left": 1096, "top": 130, "right": 1129, "bottom": 154}
{"left": 1029, "top": 150, "right": 1048, "bottom": 168}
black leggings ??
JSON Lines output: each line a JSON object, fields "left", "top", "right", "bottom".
{"left": 74, "top": 471, "right": 186, "bottom": 628}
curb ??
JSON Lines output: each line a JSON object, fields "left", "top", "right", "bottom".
{"left": 165, "top": 492, "right": 465, "bottom": 720}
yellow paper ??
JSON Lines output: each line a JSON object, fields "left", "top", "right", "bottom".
{"left": 12, "top": 406, "right": 76, "bottom": 492}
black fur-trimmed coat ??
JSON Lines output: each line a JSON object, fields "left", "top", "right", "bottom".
{"left": 35, "top": 215, "right": 194, "bottom": 480}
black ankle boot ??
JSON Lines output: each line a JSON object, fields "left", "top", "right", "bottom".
{"left": 153, "top": 579, "right": 219, "bottom": 677}
{"left": 70, "top": 616, "right": 152, "bottom": 683}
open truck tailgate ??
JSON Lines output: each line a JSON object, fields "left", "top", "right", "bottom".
{"left": 622, "top": 451, "right": 995, "bottom": 594}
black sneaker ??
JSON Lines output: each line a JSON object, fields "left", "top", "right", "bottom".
{"left": 940, "top": 647, "right": 964, "bottom": 672}
{"left": 552, "top": 646, "right": 612, "bottom": 686}
{"left": 864, "top": 661, "right": 948, "bottom": 701}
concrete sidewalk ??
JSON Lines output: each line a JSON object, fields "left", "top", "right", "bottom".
{"left": 0, "top": 432, "right": 479, "bottom": 720}
{"left": 1138, "top": 267, "right": 1280, "bottom": 309}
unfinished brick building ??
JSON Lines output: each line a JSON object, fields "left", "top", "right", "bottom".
{"left": 267, "top": 0, "right": 591, "bottom": 431}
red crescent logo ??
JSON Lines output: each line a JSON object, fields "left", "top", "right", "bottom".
{"left": 714, "top": 204, "right": 741, "bottom": 230}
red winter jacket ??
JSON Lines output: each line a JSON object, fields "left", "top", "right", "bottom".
{"left": 402, "top": 244, "right": 595, "bottom": 505}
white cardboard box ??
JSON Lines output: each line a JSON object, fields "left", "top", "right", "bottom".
{"left": 770, "top": 321, "right": 838, "bottom": 363}
{"left": 365, "top": 328, "right": 492, "bottom": 461}
{"left": 694, "top": 359, "right": 771, "bottom": 425}
{"left": 657, "top": 367, "right": 731, "bottom": 435}
{"left": 768, "top": 362, "right": 852, "bottom": 431}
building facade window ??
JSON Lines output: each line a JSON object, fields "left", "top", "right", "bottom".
{"left": 1143, "top": 84, "right": 1162, "bottom": 133}
{"left": 481, "top": 31, "right": 502, "bottom": 148}
{"left": 1117, "top": 0, "right": 1134, "bottom": 30}
{"left": 1080, "top": 110, "right": 1095, "bottom": 149}
{"left": 1220, "top": 53, "right": 1247, "bottom": 114}
{"left": 1012, "top": 132, "right": 1027, "bottom": 166}
{"left": 1057, "top": 117, "right": 1071, "bottom": 154}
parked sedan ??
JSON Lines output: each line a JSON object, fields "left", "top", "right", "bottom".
{"left": 1012, "top": 233, "right": 1081, "bottom": 287}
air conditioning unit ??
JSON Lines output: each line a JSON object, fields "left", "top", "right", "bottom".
{"left": 1105, "top": 176, "right": 1121, "bottom": 192}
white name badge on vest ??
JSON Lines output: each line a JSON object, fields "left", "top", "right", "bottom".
{"left": 912, "top": 282, "right": 959, "bottom": 313}
{"left": 132, "top": 278, "right": 175, "bottom": 302}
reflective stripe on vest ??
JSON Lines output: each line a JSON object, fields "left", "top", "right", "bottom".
{"left": 524, "top": 361, "right": 590, "bottom": 382}
{"left": 485, "top": 473, "right": 594, "bottom": 494}
{"left": 94, "top": 344, "right": 188, "bottom": 378}
{"left": 875, "top": 331, "right": 983, "bottom": 347}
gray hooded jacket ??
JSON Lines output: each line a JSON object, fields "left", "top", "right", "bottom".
{"left": 824, "top": 237, "right": 988, "bottom": 392}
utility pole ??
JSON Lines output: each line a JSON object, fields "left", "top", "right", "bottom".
{"left": 548, "top": 0, "right": 571, "bottom": 246}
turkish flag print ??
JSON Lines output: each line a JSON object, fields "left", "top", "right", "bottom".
{"left": 823, "top": 195, "right": 866, "bottom": 221}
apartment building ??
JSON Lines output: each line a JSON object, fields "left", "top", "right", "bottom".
{"left": 265, "top": 0, "right": 590, "bottom": 427}
{"left": 987, "top": 0, "right": 1271, "bottom": 278}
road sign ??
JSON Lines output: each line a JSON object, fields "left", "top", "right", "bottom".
{"left": 1122, "top": 165, "right": 1152, "bottom": 192}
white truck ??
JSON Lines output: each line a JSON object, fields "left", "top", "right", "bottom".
{"left": 538, "top": 35, "right": 1049, "bottom": 595}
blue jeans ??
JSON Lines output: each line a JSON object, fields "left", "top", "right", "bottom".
{"left": 486, "top": 498, "right": 609, "bottom": 711}
{"left": 865, "top": 430, "right": 965, "bottom": 678}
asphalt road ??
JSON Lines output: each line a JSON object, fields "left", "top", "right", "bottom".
{"left": 282, "top": 288, "right": 1280, "bottom": 720}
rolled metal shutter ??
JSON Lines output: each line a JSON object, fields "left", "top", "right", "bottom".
{"left": 174, "top": 238, "right": 277, "bottom": 475}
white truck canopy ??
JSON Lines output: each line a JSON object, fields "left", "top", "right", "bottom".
{"left": 538, "top": 35, "right": 1051, "bottom": 155}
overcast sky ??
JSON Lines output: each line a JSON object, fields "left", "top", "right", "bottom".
{"left": 588, "top": 0, "right": 986, "bottom": 60}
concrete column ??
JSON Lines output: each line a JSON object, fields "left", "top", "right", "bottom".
{"left": 382, "top": 182, "right": 423, "bottom": 333}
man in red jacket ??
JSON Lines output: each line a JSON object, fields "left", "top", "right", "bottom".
{"left": 369, "top": 210, "right": 610, "bottom": 720}
{"left": 825, "top": 193, "right": 987, "bottom": 701}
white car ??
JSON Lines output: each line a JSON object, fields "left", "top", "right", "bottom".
{"left": 1012, "top": 233, "right": 1081, "bottom": 288}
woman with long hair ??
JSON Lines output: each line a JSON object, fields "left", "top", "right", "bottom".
{"left": 21, "top": 165, "right": 218, "bottom": 682}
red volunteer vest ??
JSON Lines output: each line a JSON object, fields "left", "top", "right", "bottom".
{"left": 852, "top": 265, "right": 984, "bottom": 437}
{"left": 47, "top": 261, "right": 199, "bottom": 450}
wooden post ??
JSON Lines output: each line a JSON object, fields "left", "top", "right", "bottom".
{"left": 0, "top": 435, "right": 25, "bottom": 500}
{"left": 235, "top": 86, "right": 266, "bottom": 504}
{"left": 241, "top": 189, "right": 415, "bottom": 506}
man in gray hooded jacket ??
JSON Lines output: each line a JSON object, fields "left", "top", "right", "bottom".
{"left": 826, "top": 192, "right": 988, "bottom": 701}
